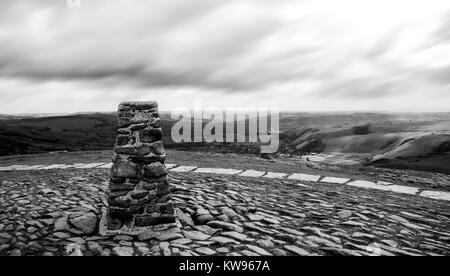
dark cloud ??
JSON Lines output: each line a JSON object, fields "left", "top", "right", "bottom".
{"left": 0, "top": 0, "right": 286, "bottom": 91}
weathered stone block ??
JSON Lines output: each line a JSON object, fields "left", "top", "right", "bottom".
{"left": 115, "top": 145, "right": 152, "bottom": 156}
{"left": 131, "top": 153, "right": 165, "bottom": 164}
{"left": 128, "top": 177, "right": 141, "bottom": 184}
{"left": 118, "top": 117, "right": 132, "bottom": 128}
{"left": 107, "top": 218, "right": 123, "bottom": 230}
{"left": 140, "top": 127, "right": 162, "bottom": 143}
{"left": 117, "top": 128, "right": 131, "bottom": 135}
{"left": 108, "top": 207, "right": 134, "bottom": 220}
{"left": 143, "top": 163, "right": 167, "bottom": 178}
{"left": 148, "top": 117, "right": 161, "bottom": 128}
{"left": 157, "top": 202, "right": 175, "bottom": 215}
{"left": 109, "top": 190, "right": 129, "bottom": 197}
{"left": 131, "top": 113, "right": 153, "bottom": 124}
{"left": 130, "top": 190, "right": 148, "bottom": 200}
{"left": 142, "top": 175, "right": 167, "bottom": 183}
{"left": 108, "top": 195, "right": 131, "bottom": 208}
{"left": 116, "top": 134, "right": 130, "bottom": 146}
{"left": 157, "top": 187, "right": 170, "bottom": 197}
{"left": 152, "top": 141, "right": 165, "bottom": 155}
{"left": 130, "top": 123, "right": 146, "bottom": 131}
{"left": 110, "top": 176, "right": 126, "bottom": 184}
{"left": 134, "top": 214, "right": 176, "bottom": 227}
{"left": 156, "top": 180, "right": 169, "bottom": 190}
{"left": 126, "top": 101, "right": 158, "bottom": 110}
{"left": 142, "top": 182, "right": 157, "bottom": 191}
{"left": 147, "top": 189, "right": 158, "bottom": 201}
{"left": 109, "top": 205, "right": 145, "bottom": 220}
{"left": 110, "top": 182, "right": 136, "bottom": 192}
{"left": 111, "top": 161, "right": 138, "bottom": 178}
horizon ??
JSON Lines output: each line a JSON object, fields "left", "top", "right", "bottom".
{"left": 2, "top": 110, "right": 450, "bottom": 117}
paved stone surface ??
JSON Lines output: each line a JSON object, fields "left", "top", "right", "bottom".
{"left": 1, "top": 162, "right": 450, "bottom": 202}
{"left": 0, "top": 168, "right": 449, "bottom": 256}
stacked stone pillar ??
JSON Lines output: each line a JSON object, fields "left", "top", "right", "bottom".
{"left": 106, "top": 101, "right": 175, "bottom": 231}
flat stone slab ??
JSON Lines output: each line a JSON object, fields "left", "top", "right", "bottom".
{"left": 10, "top": 165, "right": 34, "bottom": 171}
{"left": 348, "top": 181, "right": 419, "bottom": 195}
{"left": 320, "top": 177, "right": 350, "bottom": 184}
{"left": 288, "top": 173, "right": 321, "bottom": 182}
{"left": 165, "top": 164, "right": 178, "bottom": 169}
{"left": 419, "top": 190, "right": 450, "bottom": 201}
{"left": 75, "top": 163, "right": 107, "bottom": 169}
{"left": 238, "top": 170, "right": 266, "bottom": 177}
{"left": 55, "top": 164, "right": 78, "bottom": 169}
{"left": 194, "top": 168, "right": 243, "bottom": 175}
{"left": 347, "top": 180, "right": 391, "bottom": 191}
{"left": 96, "top": 163, "right": 113, "bottom": 169}
{"left": 376, "top": 181, "right": 393, "bottom": 186}
{"left": 170, "top": 166, "right": 198, "bottom": 172}
{"left": 387, "top": 185, "right": 419, "bottom": 195}
{"left": 21, "top": 165, "right": 47, "bottom": 170}
{"left": 0, "top": 165, "right": 31, "bottom": 171}
{"left": 263, "top": 172, "right": 288, "bottom": 179}
{"left": 38, "top": 164, "right": 69, "bottom": 170}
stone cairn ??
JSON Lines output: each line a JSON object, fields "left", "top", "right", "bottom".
{"left": 105, "top": 101, "right": 176, "bottom": 232}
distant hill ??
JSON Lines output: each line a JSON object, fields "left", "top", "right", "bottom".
{"left": 0, "top": 114, "right": 117, "bottom": 155}
{"left": 0, "top": 112, "right": 260, "bottom": 156}
{"left": 1, "top": 111, "right": 450, "bottom": 174}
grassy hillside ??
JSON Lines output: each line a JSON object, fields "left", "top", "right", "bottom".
{"left": 0, "top": 114, "right": 117, "bottom": 155}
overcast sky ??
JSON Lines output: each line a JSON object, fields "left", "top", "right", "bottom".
{"left": 0, "top": 0, "right": 449, "bottom": 113}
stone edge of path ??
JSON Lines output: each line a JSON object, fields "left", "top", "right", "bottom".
{"left": 1, "top": 163, "right": 450, "bottom": 202}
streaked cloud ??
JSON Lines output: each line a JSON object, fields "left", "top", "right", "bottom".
{"left": 0, "top": 0, "right": 449, "bottom": 113}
